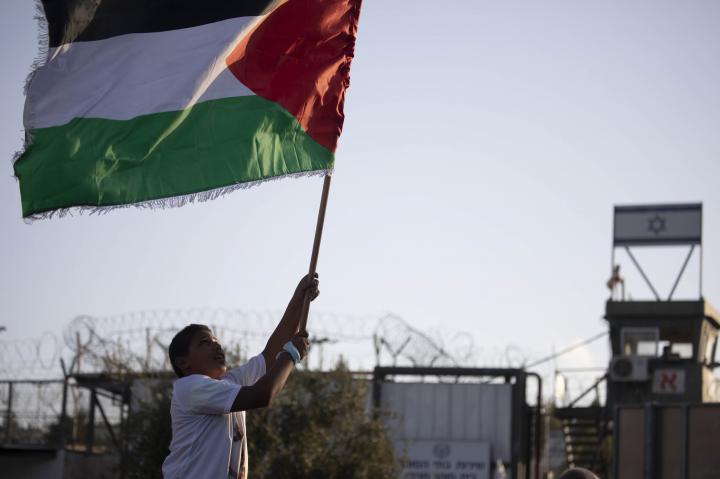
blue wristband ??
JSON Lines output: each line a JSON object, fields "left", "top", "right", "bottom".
{"left": 275, "top": 341, "right": 301, "bottom": 364}
{"left": 283, "top": 341, "right": 301, "bottom": 363}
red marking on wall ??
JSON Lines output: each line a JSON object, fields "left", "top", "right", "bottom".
{"left": 659, "top": 372, "right": 678, "bottom": 392}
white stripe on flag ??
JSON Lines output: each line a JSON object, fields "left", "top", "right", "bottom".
{"left": 26, "top": 16, "right": 258, "bottom": 129}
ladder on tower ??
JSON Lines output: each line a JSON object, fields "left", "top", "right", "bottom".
{"left": 554, "top": 406, "right": 610, "bottom": 475}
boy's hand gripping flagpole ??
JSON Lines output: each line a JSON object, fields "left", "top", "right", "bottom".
{"left": 299, "top": 174, "right": 332, "bottom": 334}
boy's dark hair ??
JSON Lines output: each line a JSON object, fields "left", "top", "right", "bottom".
{"left": 168, "top": 324, "right": 211, "bottom": 377}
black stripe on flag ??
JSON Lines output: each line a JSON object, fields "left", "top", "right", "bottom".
{"left": 42, "top": 0, "right": 276, "bottom": 47}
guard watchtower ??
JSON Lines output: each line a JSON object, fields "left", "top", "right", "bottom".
{"left": 605, "top": 203, "right": 719, "bottom": 407}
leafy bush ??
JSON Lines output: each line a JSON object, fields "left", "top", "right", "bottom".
{"left": 118, "top": 385, "right": 173, "bottom": 479}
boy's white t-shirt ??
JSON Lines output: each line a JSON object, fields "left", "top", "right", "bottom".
{"left": 162, "top": 354, "right": 266, "bottom": 479}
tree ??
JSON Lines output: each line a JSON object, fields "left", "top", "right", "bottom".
{"left": 247, "top": 364, "right": 399, "bottom": 478}
{"left": 117, "top": 384, "right": 173, "bottom": 479}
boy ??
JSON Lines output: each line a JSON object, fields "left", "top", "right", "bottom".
{"left": 162, "top": 274, "right": 319, "bottom": 479}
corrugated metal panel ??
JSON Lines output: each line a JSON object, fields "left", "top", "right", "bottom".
{"left": 433, "top": 383, "right": 450, "bottom": 439}
{"left": 381, "top": 382, "right": 513, "bottom": 462}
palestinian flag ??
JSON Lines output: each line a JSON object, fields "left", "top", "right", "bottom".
{"left": 14, "top": 0, "right": 361, "bottom": 219}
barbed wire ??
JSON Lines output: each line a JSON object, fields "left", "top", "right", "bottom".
{"left": 0, "top": 309, "right": 615, "bottom": 406}
{"left": 0, "top": 332, "right": 64, "bottom": 377}
{"left": 1, "top": 309, "right": 495, "bottom": 378}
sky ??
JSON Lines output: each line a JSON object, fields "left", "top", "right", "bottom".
{"left": 1, "top": 1, "right": 719, "bottom": 387}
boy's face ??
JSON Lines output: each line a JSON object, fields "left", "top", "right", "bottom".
{"left": 177, "top": 329, "right": 227, "bottom": 379}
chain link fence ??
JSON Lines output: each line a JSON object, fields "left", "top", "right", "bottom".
{"left": 0, "top": 379, "right": 122, "bottom": 451}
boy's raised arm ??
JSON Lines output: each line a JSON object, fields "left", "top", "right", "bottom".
{"left": 231, "top": 333, "right": 310, "bottom": 411}
{"left": 261, "top": 274, "right": 319, "bottom": 369}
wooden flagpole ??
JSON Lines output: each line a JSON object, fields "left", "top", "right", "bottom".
{"left": 299, "top": 173, "right": 332, "bottom": 333}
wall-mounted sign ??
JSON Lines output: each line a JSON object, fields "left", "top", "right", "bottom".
{"left": 399, "top": 440, "right": 491, "bottom": 479}
{"left": 652, "top": 369, "right": 685, "bottom": 394}
{"left": 613, "top": 204, "right": 702, "bottom": 246}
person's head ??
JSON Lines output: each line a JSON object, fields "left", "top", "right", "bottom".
{"left": 558, "top": 468, "right": 599, "bottom": 479}
{"left": 169, "top": 324, "right": 227, "bottom": 379}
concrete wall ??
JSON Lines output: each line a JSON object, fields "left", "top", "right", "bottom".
{"left": 0, "top": 449, "right": 65, "bottom": 479}
{"left": 63, "top": 450, "right": 118, "bottom": 479}
{"left": 0, "top": 449, "right": 120, "bottom": 479}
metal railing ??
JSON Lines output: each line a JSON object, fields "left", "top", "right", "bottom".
{"left": 0, "top": 379, "right": 64, "bottom": 448}
{"left": 0, "top": 379, "right": 123, "bottom": 451}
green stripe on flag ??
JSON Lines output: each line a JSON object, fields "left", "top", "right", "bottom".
{"left": 15, "top": 95, "right": 334, "bottom": 217}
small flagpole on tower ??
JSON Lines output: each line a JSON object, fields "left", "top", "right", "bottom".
{"left": 299, "top": 173, "right": 332, "bottom": 333}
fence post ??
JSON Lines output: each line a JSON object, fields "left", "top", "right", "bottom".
{"left": 4, "top": 382, "right": 12, "bottom": 444}
{"left": 85, "top": 388, "right": 96, "bottom": 455}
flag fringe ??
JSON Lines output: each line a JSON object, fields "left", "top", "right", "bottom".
{"left": 23, "top": 169, "right": 333, "bottom": 223}
{"left": 26, "top": 0, "right": 50, "bottom": 97}
{"left": 12, "top": 0, "right": 50, "bottom": 169}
